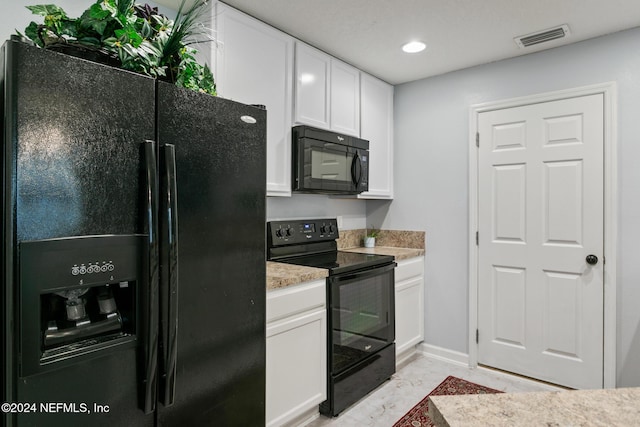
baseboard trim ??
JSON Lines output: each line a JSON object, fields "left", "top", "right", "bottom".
{"left": 419, "top": 343, "right": 469, "bottom": 367}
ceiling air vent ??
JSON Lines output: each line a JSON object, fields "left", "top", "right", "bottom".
{"left": 514, "top": 24, "right": 571, "bottom": 48}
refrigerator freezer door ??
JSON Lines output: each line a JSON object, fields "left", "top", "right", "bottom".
{"left": 156, "top": 82, "right": 266, "bottom": 426}
{"left": 2, "top": 40, "right": 155, "bottom": 427}
{"left": 8, "top": 42, "right": 155, "bottom": 242}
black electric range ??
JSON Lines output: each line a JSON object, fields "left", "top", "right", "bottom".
{"left": 267, "top": 218, "right": 397, "bottom": 417}
{"left": 266, "top": 218, "right": 394, "bottom": 274}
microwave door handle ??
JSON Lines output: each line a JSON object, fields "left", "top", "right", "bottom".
{"left": 161, "top": 144, "right": 179, "bottom": 407}
{"left": 142, "top": 140, "right": 159, "bottom": 414}
{"left": 351, "top": 152, "right": 362, "bottom": 187}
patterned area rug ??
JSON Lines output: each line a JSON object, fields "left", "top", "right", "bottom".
{"left": 392, "top": 375, "right": 503, "bottom": 427}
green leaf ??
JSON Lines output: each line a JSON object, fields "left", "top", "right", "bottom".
{"left": 24, "top": 21, "right": 44, "bottom": 47}
{"left": 141, "top": 19, "right": 153, "bottom": 39}
{"left": 26, "top": 4, "right": 68, "bottom": 18}
{"left": 76, "top": 36, "right": 102, "bottom": 46}
{"left": 88, "top": 3, "right": 111, "bottom": 20}
{"left": 58, "top": 19, "right": 77, "bottom": 37}
{"left": 79, "top": 4, "right": 112, "bottom": 36}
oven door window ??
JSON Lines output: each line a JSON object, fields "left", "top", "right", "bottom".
{"left": 330, "top": 265, "right": 395, "bottom": 374}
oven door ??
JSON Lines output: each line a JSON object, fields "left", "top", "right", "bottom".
{"left": 294, "top": 137, "right": 369, "bottom": 194}
{"left": 328, "top": 263, "right": 395, "bottom": 375}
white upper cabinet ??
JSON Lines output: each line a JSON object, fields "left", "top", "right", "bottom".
{"left": 359, "top": 73, "right": 394, "bottom": 199}
{"left": 214, "top": 3, "right": 294, "bottom": 197}
{"left": 294, "top": 42, "right": 331, "bottom": 130}
{"left": 330, "top": 60, "right": 360, "bottom": 136}
{"left": 212, "top": 4, "right": 392, "bottom": 198}
{"left": 294, "top": 43, "right": 360, "bottom": 137}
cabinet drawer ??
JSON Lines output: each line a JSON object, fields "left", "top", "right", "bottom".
{"left": 266, "top": 279, "right": 326, "bottom": 323}
{"left": 395, "top": 257, "right": 424, "bottom": 283}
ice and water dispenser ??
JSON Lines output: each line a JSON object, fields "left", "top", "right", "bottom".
{"left": 19, "top": 235, "right": 146, "bottom": 376}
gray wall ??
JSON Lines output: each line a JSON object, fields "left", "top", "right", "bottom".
{"left": 2, "top": 1, "right": 178, "bottom": 44}
{"left": 267, "top": 195, "right": 367, "bottom": 230}
{"left": 369, "top": 26, "right": 640, "bottom": 387}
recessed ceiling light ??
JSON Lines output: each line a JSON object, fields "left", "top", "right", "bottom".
{"left": 402, "top": 41, "right": 426, "bottom": 53}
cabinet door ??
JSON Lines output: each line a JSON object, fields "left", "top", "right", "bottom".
{"left": 359, "top": 73, "right": 394, "bottom": 199}
{"left": 294, "top": 42, "right": 331, "bottom": 129}
{"left": 330, "top": 60, "right": 360, "bottom": 136}
{"left": 215, "top": 4, "right": 294, "bottom": 197}
{"left": 266, "top": 308, "right": 327, "bottom": 427}
{"left": 395, "top": 257, "right": 425, "bottom": 360}
{"left": 396, "top": 277, "right": 424, "bottom": 355}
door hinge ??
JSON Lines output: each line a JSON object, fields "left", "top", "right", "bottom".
{"left": 476, "top": 329, "right": 479, "bottom": 344}
{"left": 476, "top": 132, "right": 479, "bottom": 147}
{"left": 476, "top": 231, "right": 479, "bottom": 246}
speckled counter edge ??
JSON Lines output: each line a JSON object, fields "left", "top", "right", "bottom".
{"left": 342, "top": 246, "right": 424, "bottom": 261}
{"left": 267, "top": 229, "right": 425, "bottom": 290}
{"left": 266, "top": 261, "right": 328, "bottom": 291}
{"left": 428, "top": 387, "right": 640, "bottom": 427}
{"left": 338, "top": 229, "right": 425, "bottom": 250}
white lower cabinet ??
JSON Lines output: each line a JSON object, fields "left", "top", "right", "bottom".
{"left": 266, "top": 279, "right": 327, "bottom": 427}
{"left": 394, "top": 257, "right": 425, "bottom": 364}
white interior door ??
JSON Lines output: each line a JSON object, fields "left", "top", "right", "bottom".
{"left": 477, "top": 94, "right": 604, "bottom": 389}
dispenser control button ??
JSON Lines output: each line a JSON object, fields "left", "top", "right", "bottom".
{"left": 71, "top": 261, "right": 115, "bottom": 275}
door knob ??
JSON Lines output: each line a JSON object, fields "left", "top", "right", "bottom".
{"left": 586, "top": 254, "right": 598, "bottom": 265}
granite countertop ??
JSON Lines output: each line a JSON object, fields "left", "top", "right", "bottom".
{"left": 266, "top": 228, "right": 425, "bottom": 290}
{"left": 342, "top": 246, "right": 425, "bottom": 261}
{"left": 428, "top": 387, "right": 640, "bottom": 426}
{"left": 266, "top": 261, "right": 328, "bottom": 291}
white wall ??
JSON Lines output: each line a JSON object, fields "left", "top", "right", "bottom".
{"left": 370, "top": 26, "right": 640, "bottom": 387}
{"left": 268, "top": 195, "right": 367, "bottom": 230}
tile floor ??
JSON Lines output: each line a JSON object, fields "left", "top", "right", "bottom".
{"left": 304, "top": 353, "right": 564, "bottom": 426}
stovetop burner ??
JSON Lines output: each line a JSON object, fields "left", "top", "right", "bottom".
{"left": 266, "top": 218, "right": 394, "bottom": 275}
{"left": 276, "top": 250, "right": 394, "bottom": 275}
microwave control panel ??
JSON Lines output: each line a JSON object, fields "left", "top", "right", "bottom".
{"left": 268, "top": 218, "right": 338, "bottom": 246}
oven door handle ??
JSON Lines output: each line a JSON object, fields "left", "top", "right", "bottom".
{"left": 330, "top": 262, "right": 396, "bottom": 283}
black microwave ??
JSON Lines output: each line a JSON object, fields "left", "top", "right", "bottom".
{"left": 292, "top": 125, "right": 369, "bottom": 194}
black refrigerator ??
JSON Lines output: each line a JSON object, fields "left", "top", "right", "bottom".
{"left": 0, "top": 39, "right": 266, "bottom": 427}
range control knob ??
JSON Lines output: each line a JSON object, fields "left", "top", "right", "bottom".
{"left": 328, "top": 224, "right": 335, "bottom": 233}
{"left": 285, "top": 227, "right": 293, "bottom": 237}
{"left": 275, "top": 228, "right": 284, "bottom": 238}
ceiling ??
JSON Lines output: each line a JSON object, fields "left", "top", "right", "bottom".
{"left": 155, "top": 0, "right": 640, "bottom": 85}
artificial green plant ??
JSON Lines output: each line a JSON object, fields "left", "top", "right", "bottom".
{"left": 19, "top": 0, "right": 216, "bottom": 95}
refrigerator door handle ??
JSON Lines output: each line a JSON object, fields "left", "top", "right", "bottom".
{"left": 142, "top": 139, "right": 160, "bottom": 414}
{"left": 161, "top": 143, "right": 179, "bottom": 406}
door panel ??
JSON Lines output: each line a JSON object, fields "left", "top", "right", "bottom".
{"left": 9, "top": 42, "right": 155, "bottom": 242}
{"left": 478, "top": 94, "right": 604, "bottom": 389}
{"left": 156, "top": 82, "right": 266, "bottom": 426}
{"left": 492, "top": 266, "right": 526, "bottom": 348}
